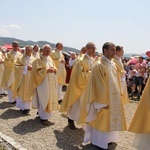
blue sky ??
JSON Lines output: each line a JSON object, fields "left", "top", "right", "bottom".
{"left": 0, "top": 0, "right": 150, "bottom": 54}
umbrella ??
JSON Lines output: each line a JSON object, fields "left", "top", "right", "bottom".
{"left": 2, "top": 44, "right": 12, "bottom": 50}
{"left": 126, "top": 57, "right": 139, "bottom": 65}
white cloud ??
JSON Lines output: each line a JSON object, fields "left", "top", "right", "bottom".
{"left": 9, "top": 24, "right": 22, "bottom": 29}
{"left": 2, "top": 24, "right": 22, "bottom": 30}
{"left": 0, "top": 28, "right": 11, "bottom": 36}
{"left": 0, "top": 24, "right": 22, "bottom": 36}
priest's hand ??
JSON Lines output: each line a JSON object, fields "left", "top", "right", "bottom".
{"left": 0, "top": 59, "right": 4, "bottom": 64}
{"left": 47, "top": 67, "right": 56, "bottom": 73}
{"left": 28, "top": 66, "right": 32, "bottom": 71}
{"left": 60, "top": 59, "right": 65, "bottom": 63}
{"left": 103, "top": 105, "right": 109, "bottom": 109}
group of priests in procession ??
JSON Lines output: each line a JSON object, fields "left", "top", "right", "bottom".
{"left": 0, "top": 41, "right": 149, "bottom": 150}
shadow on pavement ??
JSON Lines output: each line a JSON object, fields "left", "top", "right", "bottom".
{"left": 0, "top": 101, "right": 16, "bottom": 109}
{"left": 54, "top": 126, "right": 117, "bottom": 150}
{"left": 13, "top": 117, "right": 49, "bottom": 135}
{"left": 0, "top": 109, "right": 27, "bottom": 119}
{"left": 54, "top": 126, "right": 109, "bottom": 150}
{"left": 54, "top": 126, "right": 84, "bottom": 150}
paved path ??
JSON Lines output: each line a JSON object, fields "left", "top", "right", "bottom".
{"left": 0, "top": 96, "right": 138, "bottom": 150}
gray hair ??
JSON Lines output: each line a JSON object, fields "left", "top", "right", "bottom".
{"left": 42, "top": 44, "right": 52, "bottom": 50}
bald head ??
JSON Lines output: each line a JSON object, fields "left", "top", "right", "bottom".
{"left": 25, "top": 45, "right": 32, "bottom": 56}
{"left": 86, "top": 42, "right": 96, "bottom": 57}
{"left": 42, "top": 44, "right": 51, "bottom": 56}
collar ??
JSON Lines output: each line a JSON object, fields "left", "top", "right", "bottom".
{"left": 114, "top": 55, "right": 121, "bottom": 59}
{"left": 102, "top": 55, "right": 112, "bottom": 64}
{"left": 85, "top": 53, "right": 93, "bottom": 60}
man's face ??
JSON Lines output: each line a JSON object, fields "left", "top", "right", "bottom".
{"left": 12, "top": 43, "right": 19, "bottom": 52}
{"left": 71, "top": 53, "right": 76, "bottom": 59}
{"left": 26, "top": 47, "right": 32, "bottom": 56}
{"left": 139, "top": 57, "right": 143, "bottom": 63}
{"left": 81, "top": 47, "right": 87, "bottom": 54}
{"left": 116, "top": 48, "right": 124, "bottom": 57}
{"left": 86, "top": 44, "right": 96, "bottom": 56}
{"left": 33, "top": 46, "right": 39, "bottom": 52}
{"left": 43, "top": 47, "right": 50, "bottom": 56}
{"left": 105, "top": 45, "right": 116, "bottom": 60}
{"left": 56, "top": 44, "right": 63, "bottom": 51}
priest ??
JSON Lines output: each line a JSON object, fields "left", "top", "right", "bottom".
{"left": 29, "top": 44, "right": 58, "bottom": 125}
{"left": 112, "top": 46, "right": 129, "bottom": 104}
{"left": 128, "top": 76, "right": 150, "bottom": 150}
{"left": 79, "top": 42, "right": 127, "bottom": 150}
{"left": 1, "top": 41, "right": 22, "bottom": 104}
{"left": 50, "top": 43, "right": 66, "bottom": 104}
{"left": 60, "top": 42, "right": 96, "bottom": 129}
{"left": 13, "top": 45, "right": 35, "bottom": 115}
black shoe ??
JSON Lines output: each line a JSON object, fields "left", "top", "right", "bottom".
{"left": 41, "top": 119, "right": 54, "bottom": 126}
{"left": 108, "top": 142, "right": 117, "bottom": 145}
{"left": 1, "top": 93, "right": 7, "bottom": 96}
{"left": 9, "top": 101, "right": 16, "bottom": 104}
{"left": 22, "top": 109, "right": 30, "bottom": 115}
{"left": 58, "top": 99, "right": 62, "bottom": 105}
{"left": 136, "top": 94, "right": 140, "bottom": 101}
{"left": 68, "top": 122, "right": 77, "bottom": 130}
{"left": 129, "top": 93, "right": 133, "bottom": 97}
{"left": 108, "top": 142, "right": 117, "bottom": 149}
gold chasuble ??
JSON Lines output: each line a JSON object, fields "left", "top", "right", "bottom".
{"left": 128, "top": 77, "right": 150, "bottom": 133}
{"left": 32, "top": 51, "right": 40, "bottom": 59}
{"left": 112, "top": 56, "right": 129, "bottom": 104}
{"left": 1, "top": 50, "right": 22, "bottom": 90}
{"left": 78, "top": 56, "right": 127, "bottom": 132}
{"left": 0, "top": 51, "right": 5, "bottom": 87}
{"left": 50, "top": 49, "right": 66, "bottom": 85}
{"left": 60, "top": 54, "right": 95, "bottom": 113}
{"left": 13, "top": 54, "right": 35, "bottom": 101}
{"left": 29, "top": 54, "right": 58, "bottom": 113}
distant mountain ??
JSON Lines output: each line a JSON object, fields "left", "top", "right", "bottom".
{"left": 124, "top": 53, "right": 146, "bottom": 58}
{"left": 0, "top": 37, "right": 80, "bottom": 53}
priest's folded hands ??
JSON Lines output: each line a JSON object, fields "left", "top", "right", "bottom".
{"left": 28, "top": 66, "right": 32, "bottom": 71}
{"left": 47, "top": 67, "right": 56, "bottom": 73}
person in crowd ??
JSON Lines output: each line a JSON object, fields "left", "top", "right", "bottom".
{"left": 65, "top": 52, "right": 77, "bottom": 83}
{"left": 20, "top": 48, "right": 25, "bottom": 54}
{"left": 60, "top": 42, "right": 96, "bottom": 129}
{"left": 78, "top": 42, "right": 127, "bottom": 150}
{"left": 112, "top": 46, "right": 129, "bottom": 104}
{"left": 69, "top": 52, "right": 77, "bottom": 68}
{"left": 0, "top": 46, "right": 6, "bottom": 96}
{"left": 65, "top": 55, "right": 71, "bottom": 84}
{"left": 13, "top": 45, "right": 35, "bottom": 115}
{"left": 39, "top": 48, "right": 43, "bottom": 53}
{"left": 50, "top": 43, "right": 66, "bottom": 105}
{"left": 129, "top": 56, "right": 147, "bottom": 99}
{"left": 32, "top": 45, "right": 40, "bottom": 59}
{"left": 78, "top": 46, "right": 87, "bottom": 59}
{"left": 1, "top": 41, "right": 22, "bottom": 104}
{"left": 128, "top": 76, "right": 150, "bottom": 150}
{"left": 29, "top": 44, "right": 58, "bottom": 125}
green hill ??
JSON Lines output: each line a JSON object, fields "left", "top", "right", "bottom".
{"left": 0, "top": 37, "right": 80, "bottom": 53}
